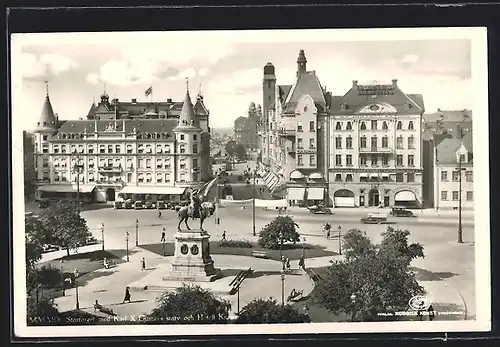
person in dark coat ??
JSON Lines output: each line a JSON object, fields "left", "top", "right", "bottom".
{"left": 123, "top": 286, "right": 131, "bottom": 303}
{"left": 298, "top": 255, "right": 305, "bottom": 270}
{"left": 161, "top": 228, "right": 166, "bottom": 242}
{"left": 141, "top": 257, "right": 146, "bottom": 270}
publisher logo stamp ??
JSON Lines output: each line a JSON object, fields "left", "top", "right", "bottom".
{"left": 408, "top": 295, "right": 431, "bottom": 311}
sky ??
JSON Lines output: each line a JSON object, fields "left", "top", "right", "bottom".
{"left": 13, "top": 29, "right": 475, "bottom": 130}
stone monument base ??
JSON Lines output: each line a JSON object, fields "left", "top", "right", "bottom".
{"left": 162, "top": 228, "right": 220, "bottom": 282}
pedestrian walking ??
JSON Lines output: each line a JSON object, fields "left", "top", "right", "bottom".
{"left": 122, "top": 286, "right": 131, "bottom": 303}
{"left": 141, "top": 257, "right": 146, "bottom": 271}
{"left": 281, "top": 255, "right": 286, "bottom": 271}
{"left": 298, "top": 255, "right": 305, "bottom": 270}
{"left": 286, "top": 258, "right": 291, "bottom": 271}
{"left": 158, "top": 210, "right": 162, "bottom": 219}
{"left": 222, "top": 231, "right": 227, "bottom": 241}
{"left": 161, "top": 228, "right": 166, "bottom": 242}
{"left": 326, "top": 230, "right": 331, "bottom": 240}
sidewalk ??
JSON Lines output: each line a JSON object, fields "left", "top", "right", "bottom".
{"left": 288, "top": 206, "right": 474, "bottom": 218}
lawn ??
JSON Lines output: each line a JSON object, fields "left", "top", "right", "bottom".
{"left": 141, "top": 241, "right": 336, "bottom": 261}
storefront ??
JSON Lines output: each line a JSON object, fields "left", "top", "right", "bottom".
{"left": 118, "top": 186, "right": 189, "bottom": 202}
{"left": 333, "top": 189, "right": 355, "bottom": 207}
{"left": 36, "top": 184, "right": 96, "bottom": 202}
{"left": 306, "top": 187, "right": 325, "bottom": 206}
{"left": 287, "top": 187, "right": 306, "bottom": 206}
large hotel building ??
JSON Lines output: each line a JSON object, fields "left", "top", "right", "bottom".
{"left": 33, "top": 81, "right": 212, "bottom": 203}
{"left": 259, "top": 50, "right": 425, "bottom": 208}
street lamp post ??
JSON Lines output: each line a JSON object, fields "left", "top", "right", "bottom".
{"left": 74, "top": 269, "right": 80, "bottom": 310}
{"left": 101, "top": 223, "right": 105, "bottom": 251}
{"left": 135, "top": 219, "right": 139, "bottom": 246}
{"left": 162, "top": 236, "right": 166, "bottom": 257}
{"left": 252, "top": 173, "right": 256, "bottom": 236}
{"left": 60, "top": 259, "right": 65, "bottom": 296}
{"left": 279, "top": 230, "right": 284, "bottom": 260}
{"left": 280, "top": 270, "right": 285, "bottom": 306}
{"left": 73, "top": 162, "right": 83, "bottom": 213}
{"left": 350, "top": 293, "right": 357, "bottom": 322}
{"left": 338, "top": 226, "right": 342, "bottom": 255}
{"left": 126, "top": 232, "right": 130, "bottom": 262}
{"left": 302, "top": 237, "right": 306, "bottom": 258}
{"left": 456, "top": 156, "right": 466, "bottom": 244}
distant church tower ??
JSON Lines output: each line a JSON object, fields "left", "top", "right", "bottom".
{"left": 297, "top": 49, "right": 307, "bottom": 76}
{"left": 34, "top": 81, "right": 58, "bottom": 187}
{"left": 173, "top": 78, "right": 203, "bottom": 186}
{"left": 263, "top": 62, "right": 276, "bottom": 119}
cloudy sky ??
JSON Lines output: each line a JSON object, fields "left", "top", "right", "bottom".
{"left": 13, "top": 29, "right": 474, "bottom": 130}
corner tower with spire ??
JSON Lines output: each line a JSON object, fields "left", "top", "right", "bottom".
{"left": 173, "top": 78, "right": 203, "bottom": 186}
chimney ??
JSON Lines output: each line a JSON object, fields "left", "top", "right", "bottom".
{"left": 167, "top": 98, "right": 173, "bottom": 104}
{"left": 392, "top": 79, "right": 398, "bottom": 87}
{"left": 131, "top": 98, "right": 137, "bottom": 103}
{"left": 112, "top": 98, "right": 119, "bottom": 104}
{"left": 352, "top": 80, "right": 358, "bottom": 87}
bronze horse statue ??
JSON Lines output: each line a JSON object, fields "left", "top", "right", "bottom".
{"left": 176, "top": 190, "right": 215, "bottom": 231}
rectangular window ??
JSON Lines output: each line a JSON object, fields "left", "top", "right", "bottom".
{"left": 346, "top": 137, "right": 352, "bottom": 149}
{"left": 54, "top": 173, "right": 60, "bottom": 182}
{"left": 164, "top": 145, "right": 170, "bottom": 153}
{"left": 193, "top": 144, "right": 198, "bottom": 154}
{"left": 138, "top": 175, "right": 144, "bottom": 183}
{"left": 459, "top": 154, "right": 466, "bottom": 162}
{"left": 309, "top": 121, "right": 315, "bottom": 132}
{"left": 71, "top": 145, "right": 77, "bottom": 153}
{"left": 360, "top": 137, "right": 367, "bottom": 148}
{"left": 397, "top": 137, "right": 403, "bottom": 149}
{"left": 466, "top": 171, "right": 473, "bottom": 182}
{"left": 43, "top": 135, "right": 48, "bottom": 141}
{"left": 382, "top": 137, "right": 388, "bottom": 148}
{"left": 371, "top": 155, "right": 378, "bottom": 166}
{"left": 441, "top": 171, "right": 448, "bottom": 181}
{"left": 382, "top": 156, "right": 389, "bottom": 166}
{"left": 408, "top": 136, "right": 415, "bottom": 149}
{"left": 396, "top": 155, "right": 403, "bottom": 166}
{"left": 335, "top": 174, "right": 342, "bottom": 182}
{"left": 407, "top": 173, "right": 415, "bottom": 182}
{"left": 336, "top": 155, "right": 342, "bottom": 166}
{"left": 115, "top": 145, "right": 121, "bottom": 153}
{"left": 156, "top": 159, "right": 163, "bottom": 169}
{"left": 408, "top": 155, "right": 414, "bottom": 166}
{"left": 193, "top": 134, "right": 197, "bottom": 141}
{"left": 179, "top": 173, "right": 186, "bottom": 182}
{"left": 346, "top": 155, "right": 352, "bottom": 166}
{"left": 88, "top": 159, "right": 94, "bottom": 168}
{"left": 157, "top": 174, "right": 163, "bottom": 183}
{"left": 336, "top": 137, "right": 342, "bottom": 149}
{"left": 309, "top": 155, "right": 315, "bottom": 166}
{"left": 61, "top": 172, "right": 67, "bottom": 182}
{"left": 360, "top": 155, "right": 367, "bottom": 166}
{"left": 371, "top": 120, "right": 377, "bottom": 130}
{"left": 42, "top": 145, "right": 49, "bottom": 154}
{"left": 193, "top": 159, "right": 198, "bottom": 168}
{"left": 180, "top": 162, "right": 186, "bottom": 169}
{"left": 127, "top": 145, "right": 133, "bottom": 154}
{"left": 466, "top": 191, "right": 473, "bottom": 201}
{"left": 441, "top": 191, "right": 448, "bottom": 201}
{"left": 107, "top": 145, "right": 113, "bottom": 153}
{"left": 452, "top": 171, "right": 459, "bottom": 182}
{"left": 396, "top": 173, "right": 404, "bottom": 182}
{"left": 309, "top": 138, "right": 315, "bottom": 149}
{"left": 180, "top": 134, "right": 185, "bottom": 140}
{"left": 297, "top": 155, "right": 303, "bottom": 166}
{"left": 297, "top": 138, "right": 303, "bottom": 149}
{"left": 88, "top": 174, "right": 95, "bottom": 182}
{"left": 146, "top": 174, "right": 152, "bottom": 183}
{"left": 297, "top": 122, "right": 303, "bottom": 132}
{"left": 138, "top": 145, "right": 144, "bottom": 154}
{"left": 88, "top": 145, "right": 94, "bottom": 154}
{"left": 371, "top": 136, "right": 377, "bottom": 149}
{"left": 138, "top": 159, "right": 144, "bottom": 168}
{"left": 146, "top": 145, "right": 152, "bottom": 154}
{"left": 61, "top": 145, "right": 67, "bottom": 153}
{"left": 99, "top": 145, "right": 105, "bottom": 154}
{"left": 146, "top": 159, "right": 152, "bottom": 168}
{"left": 53, "top": 145, "right": 59, "bottom": 154}
{"left": 180, "top": 145, "right": 186, "bottom": 154}
{"left": 452, "top": 191, "right": 459, "bottom": 200}
{"left": 127, "top": 173, "right": 132, "bottom": 183}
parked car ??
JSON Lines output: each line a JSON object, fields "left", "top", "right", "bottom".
{"left": 144, "top": 201, "right": 155, "bottom": 209}
{"left": 156, "top": 201, "right": 166, "bottom": 209}
{"left": 124, "top": 199, "right": 134, "bottom": 209}
{"left": 389, "top": 206, "right": 415, "bottom": 217}
{"left": 361, "top": 212, "right": 388, "bottom": 224}
{"left": 114, "top": 201, "right": 123, "bottom": 209}
{"left": 307, "top": 205, "right": 332, "bottom": 215}
{"left": 42, "top": 244, "right": 61, "bottom": 253}
{"left": 134, "top": 201, "right": 144, "bottom": 210}
{"left": 38, "top": 199, "right": 51, "bottom": 208}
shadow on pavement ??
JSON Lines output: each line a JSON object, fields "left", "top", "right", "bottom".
{"left": 411, "top": 267, "right": 458, "bottom": 281}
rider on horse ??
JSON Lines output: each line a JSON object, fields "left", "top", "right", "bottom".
{"left": 189, "top": 189, "right": 202, "bottom": 219}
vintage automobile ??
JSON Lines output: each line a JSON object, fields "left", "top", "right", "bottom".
{"left": 360, "top": 212, "right": 388, "bottom": 224}
{"left": 389, "top": 206, "right": 416, "bottom": 217}
{"left": 38, "top": 199, "right": 51, "bottom": 208}
{"left": 156, "top": 201, "right": 166, "bottom": 209}
{"left": 307, "top": 205, "right": 332, "bottom": 215}
{"left": 134, "top": 201, "right": 144, "bottom": 210}
{"left": 113, "top": 201, "right": 123, "bottom": 209}
{"left": 124, "top": 199, "right": 134, "bottom": 209}
{"left": 144, "top": 201, "right": 155, "bottom": 209}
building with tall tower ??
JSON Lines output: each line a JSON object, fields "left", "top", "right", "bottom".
{"left": 259, "top": 50, "right": 425, "bottom": 208}
{"left": 33, "top": 80, "right": 211, "bottom": 203}
{"left": 233, "top": 102, "right": 261, "bottom": 152}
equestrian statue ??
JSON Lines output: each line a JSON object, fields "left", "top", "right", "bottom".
{"left": 177, "top": 189, "right": 215, "bottom": 232}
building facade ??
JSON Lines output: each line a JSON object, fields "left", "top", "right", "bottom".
{"left": 233, "top": 102, "right": 261, "bottom": 151}
{"left": 259, "top": 50, "right": 425, "bottom": 208}
{"left": 33, "top": 82, "right": 211, "bottom": 203}
{"left": 433, "top": 132, "right": 474, "bottom": 210}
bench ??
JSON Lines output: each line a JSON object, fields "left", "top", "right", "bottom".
{"left": 306, "top": 269, "right": 323, "bottom": 281}
{"left": 287, "top": 289, "right": 304, "bottom": 302}
{"left": 251, "top": 250, "right": 268, "bottom": 259}
{"left": 99, "top": 259, "right": 116, "bottom": 269}
{"left": 94, "top": 304, "right": 116, "bottom": 316}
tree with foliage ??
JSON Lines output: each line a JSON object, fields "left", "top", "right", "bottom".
{"left": 313, "top": 226, "right": 425, "bottom": 321}
{"left": 37, "top": 200, "right": 92, "bottom": 256}
{"left": 147, "top": 284, "right": 231, "bottom": 324}
{"left": 234, "top": 143, "right": 247, "bottom": 160}
{"left": 258, "top": 215, "right": 300, "bottom": 250}
{"left": 342, "top": 229, "right": 377, "bottom": 261}
{"left": 379, "top": 226, "right": 424, "bottom": 266}
{"left": 225, "top": 140, "right": 237, "bottom": 157}
{"left": 26, "top": 292, "right": 61, "bottom": 325}
{"left": 236, "top": 298, "right": 311, "bottom": 324}
{"left": 25, "top": 214, "right": 47, "bottom": 270}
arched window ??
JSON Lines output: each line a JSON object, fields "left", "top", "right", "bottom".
{"left": 335, "top": 122, "right": 342, "bottom": 130}
{"left": 360, "top": 122, "right": 367, "bottom": 130}
{"left": 382, "top": 121, "right": 388, "bottom": 130}
{"left": 346, "top": 174, "right": 353, "bottom": 182}
{"left": 397, "top": 121, "right": 402, "bottom": 130}
{"left": 346, "top": 122, "right": 352, "bottom": 130}
{"left": 408, "top": 121, "right": 414, "bottom": 130}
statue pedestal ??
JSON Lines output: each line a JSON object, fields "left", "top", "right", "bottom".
{"left": 162, "top": 229, "right": 220, "bottom": 282}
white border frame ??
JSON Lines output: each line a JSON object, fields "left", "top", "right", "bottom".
{"left": 11, "top": 27, "right": 491, "bottom": 337}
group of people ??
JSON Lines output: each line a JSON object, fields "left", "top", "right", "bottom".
{"left": 281, "top": 255, "right": 306, "bottom": 271}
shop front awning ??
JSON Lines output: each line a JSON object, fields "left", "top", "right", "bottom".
{"left": 370, "top": 173, "right": 379, "bottom": 178}
{"left": 290, "top": 170, "right": 304, "bottom": 179}
{"left": 359, "top": 173, "right": 368, "bottom": 178}
{"left": 307, "top": 187, "right": 325, "bottom": 200}
{"left": 309, "top": 172, "right": 323, "bottom": 179}
{"left": 287, "top": 187, "right": 306, "bottom": 200}
{"left": 382, "top": 173, "right": 390, "bottom": 178}
{"left": 38, "top": 185, "right": 96, "bottom": 193}
{"left": 120, "top": 186, "right": 187, "bottom": 195}
{"left": 395, "top": 190, "right": 417, "bottom": 201}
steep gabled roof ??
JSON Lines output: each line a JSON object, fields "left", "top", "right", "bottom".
{"left": 194, "top": 98, "right": 209, "bottom": 116}
{"left": 435, "top": 132, "right": 473, "bottom": 165}
{"left": 278, "top": 85, "right": 292, "bottom": 103}
{"left": 424, "top": 109, "right": 472, "bottom": 123}
{"left": 284, "top": 71, "right": 326, "bottom": 112}
{"left": 37, "top": 95, "right": 57, "bottom": 129}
